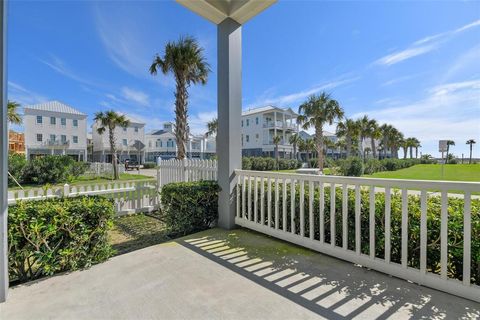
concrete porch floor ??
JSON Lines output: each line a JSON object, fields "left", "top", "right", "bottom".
{"left": 1, "top": 228, "right": 479, "bottom": 320}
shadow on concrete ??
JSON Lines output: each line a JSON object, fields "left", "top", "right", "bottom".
{"left": 177, "top": 228, "right": 480, "bottom": 320}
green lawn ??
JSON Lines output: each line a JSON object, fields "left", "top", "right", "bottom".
{"left": 9, "top": 173, "right": 154, "bottom": 191}
{"left": 365, "top": 164, "right": 480, "bottom": 182}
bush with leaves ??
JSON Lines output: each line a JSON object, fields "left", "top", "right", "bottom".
{"left": 238, "top": 182, "right": 480, "bottom": 285}
{"left": 364, "top": 158, "right": 384, "bottom": 175}
{"left": 8, "top": 196, "right": 115, "bottom": 284}
{"left": 242, "top": 157, "right": 301, "bottom": 171}
{"left": 21, "top": 155, "right": 87, "bottom": 185}
{"left": 8, "top": 153, "right": 27, "bottom": 187}
{"left": 143, "top": 162, "right": 157, "bottom": 169}
{"left": 160, "top": 181, "right": 220, "bottom": 236}
{"left": 338, "top": 157, "right": 364, "bottom": 176}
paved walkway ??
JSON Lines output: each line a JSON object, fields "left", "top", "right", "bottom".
{"left": 1, "top": 228, "right": 478, "bottom": 319}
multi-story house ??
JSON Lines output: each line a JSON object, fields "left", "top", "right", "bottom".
{"left": 241, "top": 106, "right": 299, "bottom": 158}
{"left": 24, "top": 101, "right": 87, "bottom": 161}
{"left": 92, "top": 114, "right": 146, "bottom": 163}
{"left": 8, "top": 131, "right": 25, "bottom": 155}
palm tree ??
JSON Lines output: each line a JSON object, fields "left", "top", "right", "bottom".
{"left": 206, "top": 118, "right": 218, "bottom": 137}
{"left": 273, "top": 135, "right": 282, "bottom": 169}
{"left": 324, "top": 138, "right": 336, "bottom": 158}
{"left": 368, "top": 119, "right": 382, "bottom": 159}
{"left": 388, "top": 128, "right": 404, "bottom": 159}
{"left": 405, "top": 137, "right": 417, "bottom": 158}
{"left": 466, "top": 139, "right": 476, "bottom": 164}
{"left": 297, "top": 93, "right": 344, "bottom": 172}
{"left": 410, "top": 138, "right": 421, "bottom": 158}
{"left": 305, "top": 138, "right": 316, "bottom": 167}
{"left": 445, "top": 140, "right": 455, "bottom": 163}
{"left": 289, "top": 133, "right": 302, "bottom": 160}
{"left": 364, "top": 147, "right": 371, "bottom": 158}
{"left": 94, "top": 111, "right": 130, "bottom": 180}
{"left": 150, "top": 36, "right": 210, "bottom": 159}
{"left": 336, "top": 118, "right": 359, "bottom": 157}
{"left": 335, "top": 139, "right": 347, "bottom": 159}
{"left": 357, "top": 115, "right": 371, "bottom": 160}
{"left": 8, "top": 101, "right": 22, "bottom": 125}
{"left": 401, "top": 139, "right": 408, "bottom": 159}
{"left": 380, "top": 124, "right": 393, "bottom": 159}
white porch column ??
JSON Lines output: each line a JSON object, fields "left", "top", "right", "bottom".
{"left": 217, "top": 18, "right": 242, "bottom": 229}
{"left": 0, "top": 0, "right": 8, "bottom": 302}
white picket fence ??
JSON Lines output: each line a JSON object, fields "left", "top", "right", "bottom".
{"left": 234, "top": 169, "right": 480, "bottom": 302}
{"left": 85, "top": 162, "right": 125, "bottom": 177}
{"left": 157, "top": 159, "right": 218, "bottom": 188}
{"left": 8, "top": 180, "right": 159, "bottom": 216}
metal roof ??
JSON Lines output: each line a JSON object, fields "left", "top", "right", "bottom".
{"left": 242, "top": 105, "right": 298, "bottom": 117}
{"left": 24, "top": 100, "right": 86, "bottom": 116}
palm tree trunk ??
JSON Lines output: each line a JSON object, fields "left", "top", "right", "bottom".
{"left": 470, "top": 144, "right": 473, "bottom": 164}
{"left": 175, "top": 77, "right": 188, "bottom": 160}
{"left": 316, "top": 125, "right": 324, "bottom": 171}
{"left": 371, "top": 138, "right": 376, "bottom": 159}
{"left": 109, "top": 128, "right": 119, "bottom": 180}
{"left": 409, "top": 146, "right": 413, "bottom": 159}
{"left": 415, "top": 147, "right": 419, "bottom": 158}
{"left": 293, "top": 144, "right": 297, "bottom": 161}
{"left": 275, "top": 144, "right": 279, "bottom": 169}
{"left": 346, "top": 137, "right": 351, "bottom": 158}
{"left": 446, "top": 145, "right": 450, "bottom": 164}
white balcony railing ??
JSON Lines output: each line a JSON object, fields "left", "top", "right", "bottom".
{"left": 43, "top": 139, "right": 69, "bottom": 147}
{"left": 235, "top": 170, "right": 480, "bottom": 302}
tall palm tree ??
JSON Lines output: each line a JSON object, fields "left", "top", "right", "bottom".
{"left": 305, "top": 138, "right": 316, "bottom": 167}
{"left": 324, "top": 138, "right": 336, "bottom": 158}
{"left": 466, "top": 139, "right": 476, "bottom": 164}
{"left": 380, "top": 123, "right": 393, "bottom": 159}
{"left": 445, "top": 140, "right": 455, "bottom": 163}
{"left": 150, "top": 36, "right": 210, "bottom": 160}
{"left": 335, "top": 139, "right": 347, "bottom": 159}
{"left": 273, "top": 135, "right": 282, "bottom": 168}
{"left": 297, "top": 93, "right": 344, "bottom": 172}
{"left": 336, "top": 118, "right": 359, "bottom": 157}
{"left": 206, "top": 118, "right": 218, "bottom": 137}
{"left": 401, "top": 138, "right": 409, "bottom": 159}
{"left": 289, "top": 133, "right": 301, "bottom": 160}
{"left": 388, "top": 128, "right": 404, "bottom": 159}
{"left": 367, "top": 119, "right": 382, "bottom": 159}
{"left": 410, "top": 138, "right": 421, "bottom": 158}
{"left": 8, "top": 101, "right": 22, "bottom": 125}
{"left": 405, "top": 137, "right": 417, "bottom": 158}
{"left": 94, "top": 111, "right": 130, "bottom": 180}
{"left": 356, "top": 115, "right": 371, "bottom": 160}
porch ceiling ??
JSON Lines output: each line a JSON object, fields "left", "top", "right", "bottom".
{"left": 176, "top": 0, "right": 277, "bottom": 24}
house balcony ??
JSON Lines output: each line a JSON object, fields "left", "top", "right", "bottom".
{"left": 43, "top": 139, "right": 69, "bottom": 148}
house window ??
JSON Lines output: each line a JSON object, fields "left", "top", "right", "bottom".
{"left": 50, "top": 117, "right": 56, "bottom": 125}
{"left": 246, "top": 135, "right": 249, "bottom": 142}
{"left": 256, "top": 117, "right": 259, "bottom": 125}
{"left": 246, "top": 119, "right": 250, "bottom": 126}
{"left": 50, "top": 134, "right": 56, "bottom": 142}
{"left": 256, "top": 134, "right": 259, "bottom": 140}
{"left": 61, "top": 118, "right": 66, "bottom": 126}
{"left": 149, "top": 141, "right": 152, "bottom": 148}
{"left": 241, "top": 120, "right": 243, "bottom": 127}
{"left": 36, "top": 134, "right": 43, "bottom": 142}
{"left": 134, "top": 127, "right": 139, "bottom": 133}
{"left": 73, "top": 136, "right": 78, "bottom": 144}
{"left": 73, "top": 119, "right": 78, "bottom": 127}
{"left": 123, "top": 139, "right": 127, "bottom": 146}
{"left": 36, "top": 116, "right": 42, "bottom": 124}
{"left": 61, "top": 135, "right": 67, "bottom": 143}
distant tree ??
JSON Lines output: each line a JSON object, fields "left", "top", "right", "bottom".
{"left": 94, "top": 111, "right": 130, "bottom": 180}
{"left": 289, "top": 133, "right": 302, "bottom": 160}
{"left": 298, "top": 93, "right": 344, "bottom": 172}
{"left": 335, "top": 139, "right": 347, "bottom": 159}
{"left": 336, "top": 118, "right": 359, "bottom": 157}
{"left": 8, "top": 101, "right": 22, "bottom": 125}
{"left": 356, "top": 115, "right": 371, "bottom": 159}
{"left": 273, "top": 135, "right": 282, "bottom": 169}
{"left": 364, "top": 147, "right": 372, "bottom": 158}
{"left": 150, "top": 36, "right": 210, "bottom": 160}
{"left": 368, "top": 119, "right": 382, "bottom": 159}
{"left": 445, "top": 140, "right": 455, "bottom": 163}
{"left": 466, "top": 139, "right": 476, "bottom": 164}
{"left": 380, "top": 124, "right": 393, "bottom": 159}
{"left": 206, "top": 118, "right": 218, "bottom": 137}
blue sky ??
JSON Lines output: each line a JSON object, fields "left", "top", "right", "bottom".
{"left": 7, "top": 0, "right": 480, "bottom": 158}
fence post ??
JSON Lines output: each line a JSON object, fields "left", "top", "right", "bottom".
{"left": 183, "top": 158, "right": 188, "bottom": 182}
{"left": 63, "top": 183, "right": 70, "bottom": 197}
{"left": 156, "top": 166, "right": 161, "bottom": 193}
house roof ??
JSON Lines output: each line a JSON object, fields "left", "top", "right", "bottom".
{"left": 123, "top": 114, "right": 145, "bottom": 125}
{"left": 24, "top": 100, "right": 86, "bottom": 116}
{"left": 242, "top": 105, "right": 298, "bottom": 117}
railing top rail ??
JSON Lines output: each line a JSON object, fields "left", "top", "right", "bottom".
{"left": 235, "top": 169, "right": 480, "bottom": 192}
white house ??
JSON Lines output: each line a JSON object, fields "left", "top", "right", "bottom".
{"left": 92, "top": 114, "right": 146, "bottom": 163}
{"left": 24, "top": 101, "right": 87, "bottom": 161}
{"left": 241, "top": 106, "right": 298, "bottom": 158}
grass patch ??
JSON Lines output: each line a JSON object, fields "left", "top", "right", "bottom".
{"left": 109, "top": 213, "right": 169, "bottom": 255}
{"left": 364, "top": 164, "right": 480, "bottom": 182}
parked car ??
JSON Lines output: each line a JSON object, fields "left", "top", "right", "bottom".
{"left": 124, "top": 159, "right": 140, "bottom": 171}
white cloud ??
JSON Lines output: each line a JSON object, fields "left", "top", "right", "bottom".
{"left": 353, "top": 79, "right": 480, "bottom": 157}
{"left": 246, "top": 76, "right": 360, "bottom": 109}
{"left": 8, "top": 82, "right": 48, "bottom": 105}
{"left": 121, "top": 87, "right": 150, "bottom": 107}
{"left": 442, "top": 44, "right": 480, "bottom": 82}
{"left": 188, "top": 111, "right": 217, "bottom": 135}
{"left": 375, "top": 19, "right": 480, "bottom": 66}
{"left": 39, "top": 55, "right": 100, "bottom": 87}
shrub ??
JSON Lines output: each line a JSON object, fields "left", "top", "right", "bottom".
{"left": 160, "top": 181, "right": 220, "bottom": 236}
{"left": 8, "top": 196, "right": 115, "bottom": 283}
{"left": 242, "top": 157, "right": 301, "bottom": 171}
{"left": 21, "top": 155, "right": 87, "bottom": 185}
{"left": 242, "top": 157, "right": 252, "bottom": 170}
{"left": 238, "top": 182, "right": 480, "bottom": 285}
{"left": 8, "top": 153, "right": 27, "bottom": 187}
{"left": 339, "top": 157, "right": 364, "bottom": 176}
{"left": 143, "top": 162, "right": 157, "bottom": 169}
{"left": 364, "top": 158, "right": 384, "bottom": 175}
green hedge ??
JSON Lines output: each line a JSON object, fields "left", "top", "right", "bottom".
{"left": 143, "top": 162, "right": 157, "bottom": 169}
{"left": 337, "top": 157, "right": 436, "bottom": 176}
{"left": 242, "top": 157, "right": 301, "bottom": 171}
{"left": 238, "top": 182, "right": 480, "bottom": 285}
{"left": 8, "top": 196, "right": 115, "bottom": 284}
{"left": 160, "top": 181, "right": 220, "bottom": 236}
{"left": 8, "top": 154, "right": 88, "bottom": 186}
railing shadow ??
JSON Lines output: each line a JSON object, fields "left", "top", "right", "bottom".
{"left": 177, "top": 228, "right": 479, "bottom": 320}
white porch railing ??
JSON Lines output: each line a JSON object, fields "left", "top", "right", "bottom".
{"left": 235, "top": 169, "right": 480, "bottom": 302}
{"left": 8, "top": 180, "right": 159, "bottom": 216}
{"left": 157, "top": 159, "right": 217, "bottom": 188}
